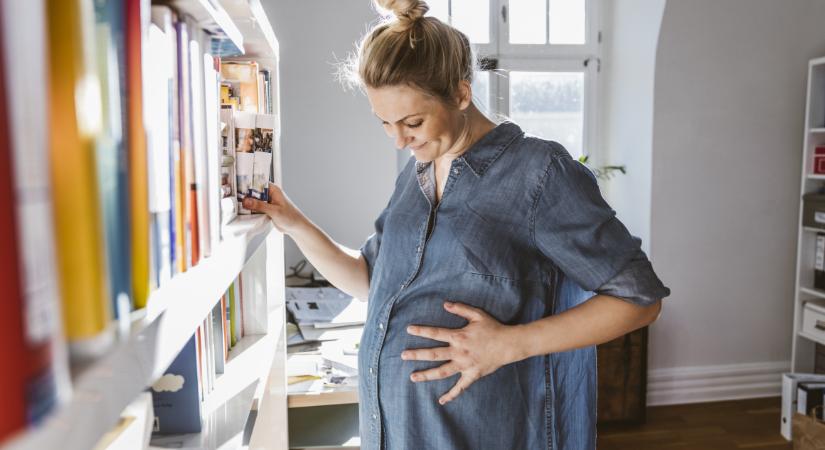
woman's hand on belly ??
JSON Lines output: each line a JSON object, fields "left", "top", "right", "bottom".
{"left": 401, "top": 301, "right": 522, "bottom": 405}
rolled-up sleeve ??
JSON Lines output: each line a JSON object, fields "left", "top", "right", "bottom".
{"left": 531, "top": 150, "right": 669, "bottom": 306}
{"left": 360, "top": 201, "right": 390, "bottom": 283}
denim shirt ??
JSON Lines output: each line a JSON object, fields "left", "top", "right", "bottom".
{"left": 358, "top": 122, "right": 669, "bottom": 450}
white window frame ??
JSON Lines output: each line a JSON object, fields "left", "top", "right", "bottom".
{"left": 469, "top": 0, "right": 603, "bottom": 160}
{"left": 494, "top": 57, "right": 598, "bottom": 161}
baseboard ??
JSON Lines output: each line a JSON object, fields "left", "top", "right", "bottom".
{"left": 647, "top": 361, "right": 790, "bottom": 406}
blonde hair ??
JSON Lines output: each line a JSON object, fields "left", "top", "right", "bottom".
{"left": 341, "top": 0, "right": 475, "bottom": 105}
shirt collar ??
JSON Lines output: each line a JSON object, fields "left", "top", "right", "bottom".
{"left": 413, "top": 121, "right": 523, "bottom": 177}
{"left": 458, "top": 121, "right": 523, "bottom": 177}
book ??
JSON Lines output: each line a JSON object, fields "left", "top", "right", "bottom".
{"left": 0, "top": 1, "right": 71, "bottom": 441}
{"left": 146, "top": 14, "right": 174, "bottom": 290}
{"left": 47, "top": 0, "right": 113, "bottom": 356}
{"left": 228, "top": 282, "right": 238, "bottom": 347}
{"left": 175, "top": 19, "right": 199, "bottom": 268}
{"left": 233, "top": 279, "right": 242, "bottom": 344}
{"left": 204, "top": 53, "right": 222, "bottom": 252}
{"left": 188, "top": 26, "right": 210, "bottom": 259}
{"left": 151, "top": 334, "right": 202, "bottom": 434}
{"left": 250, "top": 114, "right": 275, "bottom": 203}
{"left": 233, "top": 110, "right": 256, "bottom": 214}
{"left": 94, "top": 0, "right": 133, "bottom": 327}
{"left": 211, "top": 301, "right": 226, "bottom": 374}
{"left": 127, "top": 0, "right": 151, "bottom": 309}
{"left": 219, "top": 104, "right": 238, "bottom": 224}
{"left": 0, "top": 14, "right": 25, "bottom": 440}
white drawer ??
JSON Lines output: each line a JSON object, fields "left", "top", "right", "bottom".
{"left": 802, "top": 301, "right": 825, "bottom": 344}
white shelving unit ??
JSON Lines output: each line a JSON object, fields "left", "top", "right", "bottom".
{"left": 791, "top": 56, "right": 825, "bottom": 372}
{"left": 2, "top": 1, "right": 288, "bottom": 449}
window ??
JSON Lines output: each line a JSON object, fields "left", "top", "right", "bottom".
{"left": 427, "top": 0, "right": 600, "bottom": 160}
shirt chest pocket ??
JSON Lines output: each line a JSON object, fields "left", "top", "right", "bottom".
{"left": 449, "top": 201, "right": 539, "bottom": 283}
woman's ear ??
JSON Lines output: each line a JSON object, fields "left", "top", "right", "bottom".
{"left": 455, "top": 80, "right": 472, "bottom": 111}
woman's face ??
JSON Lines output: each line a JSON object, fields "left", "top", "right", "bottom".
{"left": 365, "top": 84, "right": 469, "bottom": 163}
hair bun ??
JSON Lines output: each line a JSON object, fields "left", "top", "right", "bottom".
{"left": 375, "top": 0, "right": 429, "bottom": 28}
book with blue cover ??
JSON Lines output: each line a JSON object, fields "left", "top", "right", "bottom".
{"left": 151, "top": 334, "right": 202, "bottom": 434}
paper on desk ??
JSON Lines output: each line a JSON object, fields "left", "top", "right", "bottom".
{"left": 286, "top": 354, "right": 322, "bottom": 377}
{"left": 286, "top": 287, "right": 367, "bottom": 327}
{"left": 296, "top": 323, "right": 364, "bottom": 343}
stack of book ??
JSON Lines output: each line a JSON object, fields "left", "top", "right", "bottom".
{"left": 0, "top": 0, "right": 277, "bottom": 444}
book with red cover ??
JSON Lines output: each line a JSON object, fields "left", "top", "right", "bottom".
{"left": 0, "top": 1, "right": 67, "bottom": 440}
{"left": 0, "top": 13, "right": 28, "bottom": 441}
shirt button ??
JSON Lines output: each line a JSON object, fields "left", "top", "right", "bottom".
{"left": 369, "top": 367, "right": 374, "bottom": 374}
{"left": 378, "top": 323, "right": 384, "bottom": 330}
{"left": 452, "top": 168, "right": 459, "bottom": 175}
{"left": 372, "top": 414, "right": 377, "bottom": 420}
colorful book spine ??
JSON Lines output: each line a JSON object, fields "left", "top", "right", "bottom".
{"left": 127, "top": 0, "right": 151, "bottom": 309}
{"left": 47, "top": 0, "right": 112, "bottom": 355}
{"left": 94, "top": 0, "right": 133, "bottom": 326}
{"left": 0, "top": 1, "right": 70, "bottom": 440}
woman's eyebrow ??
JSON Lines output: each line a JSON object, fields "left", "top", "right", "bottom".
{"left": 373, "top": 112, "right": 423, "bottom": 123}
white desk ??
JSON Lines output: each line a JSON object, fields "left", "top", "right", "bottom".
{"left": 286, "top": 326, "right": 362, "bottom": 449}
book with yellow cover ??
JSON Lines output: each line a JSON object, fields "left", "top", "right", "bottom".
{"left": 127, "top": 0, "right": 150, "bottom": 309}
{"left": 46, "top": 0, "right": 112, "bottom": 355}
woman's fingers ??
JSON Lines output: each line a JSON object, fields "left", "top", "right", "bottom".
{"left": 401, "top": 346, "right": 451, "bottom": 362}
{"left": 439, "top": 373, "right": 476, "bottom": 405}
{"left": 406, "top": 325, "right": 453, "bottom": 343}
{"left": 410, "top": 362, "right": 459, "bottom": 382}
{"left": 444, "top": 301, "right": 486, "bottom": 322}
{"left": 242, "top": 197, "right": 274, "bottom": 214}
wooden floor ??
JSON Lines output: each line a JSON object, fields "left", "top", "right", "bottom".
{"left": 596, "top": 397, "right": 792, "bottom": 450}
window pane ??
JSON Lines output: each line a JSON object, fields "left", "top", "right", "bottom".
{"left": 509, "top": 0, "right": 546, "bottom": 44}
{"left": 426, "top": 0, "right": 449, "bottom": 23}
{"left": 509, "top": 71, "right": 584, "bottom": 158}
{"left": 472, "top": 71, "right": 491, "bottom": 114}
{"left": 549, "top": 0, "right": 586, "bottom": 44}
{"left": 451, "top": 0, "right": 489, "bottom": 44}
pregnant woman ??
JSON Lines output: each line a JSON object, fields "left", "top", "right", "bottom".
{"left": 242, "top": 1, "right": 670, "bottom": 448}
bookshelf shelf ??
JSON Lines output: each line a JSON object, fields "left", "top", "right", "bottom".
{"left": 806, "top": 173, "right": 825, "bottom": 180}
{"left": 799, "top": 330, "right": 825, "bottom": 346}
{"left": 5, "top": 222, "right": 280, "bottom": 450}
{"left": 171, "top": 0, "right": 244, "bottom": 54}
{"left": 800, "top": 287, "right": 825, "bottom": 300}
{"left": 221, "top": 0, "right": 279, "bottom": 59}
{"left": 810, "top": 128, "right": 825, "bottom": 133}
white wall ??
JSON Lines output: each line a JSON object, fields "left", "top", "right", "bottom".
{"left": 647, "top": 0, "right": 825, "bottom": 404}
{"left": 600, "top": 0, "right": 666, "bottom": 254}
{"left": 264, "top": 0, "right": 398, "bottom": 273}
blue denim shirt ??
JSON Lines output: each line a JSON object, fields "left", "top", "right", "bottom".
{"left": 359, "top": 122, "right": 669, "bottom": 450}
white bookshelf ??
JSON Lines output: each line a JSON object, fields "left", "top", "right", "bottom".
{"left": 2, "top": 1, "right": 288, "bottom": 449}
{"left": 791, "top": 56, "right": 825, "bottom": 371}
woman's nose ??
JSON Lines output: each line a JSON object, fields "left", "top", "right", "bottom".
{"left": 394, "top": 129, "right": 410, "bottom": 150}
